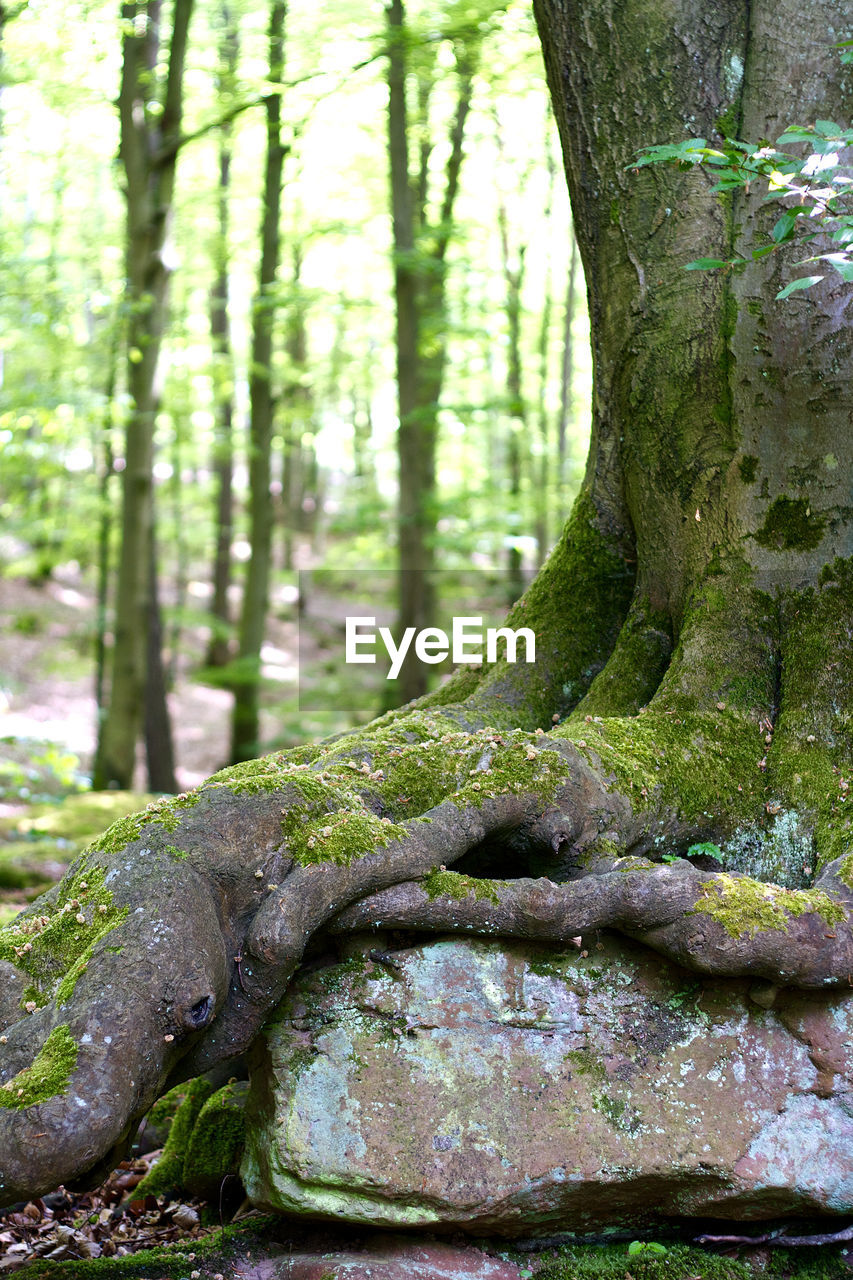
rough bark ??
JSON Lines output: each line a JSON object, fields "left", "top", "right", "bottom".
{"left": 2, "top": 0, "right": 853, "bottom": 1211}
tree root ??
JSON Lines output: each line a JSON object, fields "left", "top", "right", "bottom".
{"left": 329, "top": 855, "right": 853, "bottom": 989}
{"left": 696, "top": 1224, "right": 853, "bottom": 1248}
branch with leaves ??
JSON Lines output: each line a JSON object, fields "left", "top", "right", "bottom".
{"left": 633, "top": 63, "right": 853, "bottom": 299}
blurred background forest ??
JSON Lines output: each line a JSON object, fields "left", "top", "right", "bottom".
{"left": 0, "top": 0, "right": 590, "bottom": 920}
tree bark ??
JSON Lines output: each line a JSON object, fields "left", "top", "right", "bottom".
{"left": 230, "top": 0, "right": 286, "bottom": 763}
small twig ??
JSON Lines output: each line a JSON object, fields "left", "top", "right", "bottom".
{"left": 368, "top": 949, "right": 403, "bottom": 974}
{"left": 697, "top": 1223, "right": 853, "bottom": 1248}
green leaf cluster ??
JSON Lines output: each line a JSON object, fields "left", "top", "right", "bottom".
{"left": 632, "top": 115, "right": 853, "bottom": 297}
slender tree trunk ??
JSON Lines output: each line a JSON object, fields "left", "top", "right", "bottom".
{"left": 533, "top": 132, "right": 557, "bottom": 563}
{"left": 556, "top": 226, "right": 579, "bottom": 488}
{"left": 93, "top": 0, "right": 193, "bottom": 790}
{"left": 386, "top": 1, "right": 477, "bottom": 703}
{"left": 494, "top": 118, "right": 528, "bottom": 600}
{"left": 386, "top": 0, "right": 428, "bottom": 704}
{"left": 94, "top": 330, "right": 120, "bottom": 720}
{"left": 230, "top": 0, "right": 286, "bottom": 764}
{"left": 280, "top": 243, "right": 312, "bottom": 571}
{"left": 206, "top": 3, "right": 239, "bottom": 668}
{"left": 145, "top": 516, "right": 177, "bottom": 791}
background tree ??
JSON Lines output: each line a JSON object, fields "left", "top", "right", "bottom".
{"left": 386, "top": 0, "right": 486, "bottom": 703}
{"left": 229, "top": 0, "right": 287, "bottom": 764}
{"left": 92, "top": 0, "right": 193, "bottom": 792}
{"left": 205, "top": 1, "right": 240, "bottom": 670}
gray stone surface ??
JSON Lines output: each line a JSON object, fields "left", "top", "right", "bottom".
{"left": 242, "top": 935, "right": 853, "bottom": 1233}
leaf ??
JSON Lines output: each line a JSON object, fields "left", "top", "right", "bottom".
{"left": 628, "top": 1241, "right": 668, "bottom": 1256}
{"left": 687, "top": 842, "right": 724, "bottom": 861}
{"left": 770, "top": 208, "right": 800, "bottom": 243}
{"left": 775, "top": 274, "right": 824, "bottom": 299}
{"left": 684, "top": 258, "right": 727, "bottom": 270}
{"left": 814, "top": 119, "right": 843, "bottom": 137}
{"left": 630, "top": 139, "right": 708, "bottom": 168}
{"left": 825, "top": 255, "right": 853, "bottom": 282}
{"left": 752, "top": 245, "right": 777, "bottom": 260}
{"left": 776, "top": 126, "right": 817, "bottom": 144}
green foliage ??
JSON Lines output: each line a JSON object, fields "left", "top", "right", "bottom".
{"left": 686, "top": 841, "right": 724, "bottom": 861}
{"left": 633, "top": 111, "right": 853, "bottom": 296}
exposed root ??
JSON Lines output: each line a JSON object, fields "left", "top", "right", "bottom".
{"left": 696, "top": 1224, "right": 853, "bottom": 1248}
{"left": 329, "top": 855, "right": 853, "bottom": 989}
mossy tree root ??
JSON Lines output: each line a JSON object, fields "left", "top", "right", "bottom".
{"left": 328, "top": 855, "right": 853, "bottom": 989}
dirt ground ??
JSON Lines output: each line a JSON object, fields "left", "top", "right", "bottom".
{"left": 0, "top": 565, "right": 372, "bottom": 793}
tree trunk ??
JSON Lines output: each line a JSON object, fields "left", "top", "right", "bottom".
{"left": 556, "top": 225, "right": 578, "bottom": 488}
{"left": 386, "top": 0, "right": 477, "bottom": 704}
{"left": 206, "top": 2, "right": 239, "bottom": 670}
{"left": 144, "top": 516, "right": 177, "bottom": 793}
{"left": 229, "top": 0, "right": 286, "bottom": 764}
{"left": 93, "top": 0, "right": 193, "bottom": 790}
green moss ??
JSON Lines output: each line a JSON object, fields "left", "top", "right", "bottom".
{"left": 87, "top": 790, "right": 201, "bottom": 855}
{"left": 206, "top": 745, "right": 321, "bottom": 795}
{"left": 692, "top": 872, "right": 845, "bottom": 937}
{"left": 738, "top": 454, "right": 758, "bottom": 483}
{"left": 755, "top": 496, "right": 826, "bottom": 552}
{"left": 265, "top": 721, "right": 570, "bottom": 868}
{"left": 564, "top": 1048, "right": 606, "bottom": 1082}
{"left": 556, "top": 709, "right": 761, "bottom": 825}
{"left": 417, "top": 485, "right": 634, "bottom": 727}
{"left": 134, "top": 1075, "right": 215, "bottom": 1200}
{"left": 184, "top": 1080, "right": 247, "bottom": 1198}
{"left": 838, "top": 854, "right": 853, "bottom": 889}
{"left": 535, "top": 1242, "right": 752, "bottom": 1280}
{"left": 574, "top": 597, "right": 672, "bottom": 718}
{"left": 0, "top": 1024, "right": 77, "bottom": 1109}
{"left": 421, "top": 867, "right": 500, "bottom": 904}
{"left": 161, "top": 844, "right": 188, "bottom": 861}
{"left": 0, "top": 864, "right": 128, "bottom": 1008}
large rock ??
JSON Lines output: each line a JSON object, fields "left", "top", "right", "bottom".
{"left": 241, "top": 935, "right": 853, "bottom": 1233}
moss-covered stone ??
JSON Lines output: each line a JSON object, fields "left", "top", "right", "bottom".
{"left": 0, "top": 1024, "right": 77, "bottom": 1109}
{"left": 134, "top": 1075, "right": 215, "bottom": 1200}
{"left": 183, "top": 1079, "right": 248, "bottom": 1201}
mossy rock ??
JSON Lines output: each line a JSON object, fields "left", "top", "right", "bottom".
{"left": 135, "top": 1077, "right": 247, "bottom": 1203}
{"left": 134, "top": 1077, "right": 214, "bottom": 1200}
{"left": 183, "top": 1079, "right": 248, "bottom": 1201}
